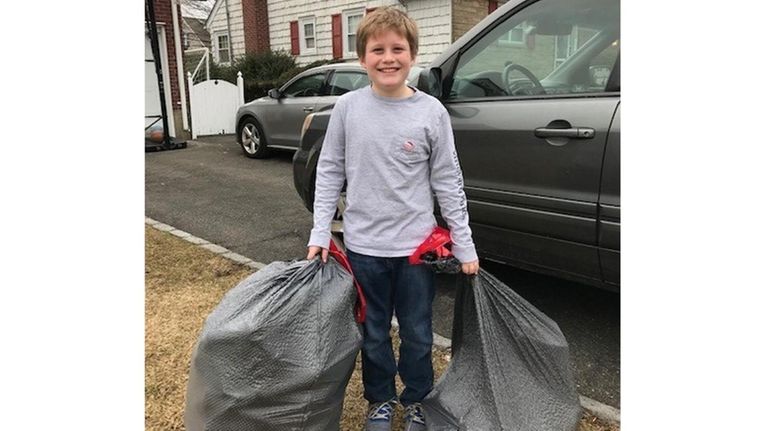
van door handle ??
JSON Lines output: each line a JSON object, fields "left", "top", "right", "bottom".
{"left": 534, "top": 127, "right": 595, "bottom": 139}
{"left": 303, "top": 106, "right": 314, "bottom": 113}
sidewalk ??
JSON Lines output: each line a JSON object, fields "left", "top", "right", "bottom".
{"left": 146, "top": 216, "right": 620, "bottom": 426}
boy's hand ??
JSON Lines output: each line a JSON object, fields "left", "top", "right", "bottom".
{"left": 462, "top": 260, "right": 480, "bottom": 275}
{"left": 307, "top": 246, "right": 328, "bottom": 263}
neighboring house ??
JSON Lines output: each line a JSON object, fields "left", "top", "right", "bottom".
{"left": 182, "top": 17, "right": 211, "bottom": 51}
{"left": 181, "top": 0, "right": 214, "bottom": 51}
{"left": 206, "top": 0, "right": 503, "bottom": 67}
{"left": 206, "top": 0, "right": 271, "bottom": 65}
{"left": 271, "top": 0, "right": 507, "bottom": 66}
{"left": 146, "top": 0, "right": 191, "bottom": 140}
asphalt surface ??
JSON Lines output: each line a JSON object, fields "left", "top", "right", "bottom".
{"left": 146, "top": 136, "right": 620, "bottom": 408}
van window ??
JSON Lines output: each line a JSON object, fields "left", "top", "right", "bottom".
{"left": 449, "top": 0, "right": 620, "bottom": 99}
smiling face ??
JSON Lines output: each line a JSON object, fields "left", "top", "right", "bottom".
{"left": 359, "top": 30, "right": 416, "bottom": 98}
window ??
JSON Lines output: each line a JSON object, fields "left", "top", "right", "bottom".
{"left": 215, "top": 33, "right": 230, "bottom": 64}
{"left": 283, "top": 73, "right": 326, "bottom": 97}
{"left": 342, "top": 10, "right": 364, "bottom": 57}
{"left": 300, "top": 17, "right": 316, "bottom": 54}
{"left": 553, "top": 26, "right": 585, "bottom": 68}
{"left": 328, "top": 71, "right": 369, "bottom": 96}
{"left": 449, "top": 0, "right": 620, "bottom": 99}
{"left": 498, "top": 22, "right": 529, "bottom": 45}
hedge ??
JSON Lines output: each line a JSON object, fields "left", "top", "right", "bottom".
{"left": 186, "top": 50, "right": 347, "bottom": 102}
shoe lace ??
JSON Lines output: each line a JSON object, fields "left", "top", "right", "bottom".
{"left": 405, "top": 403, "right": 425, "bottom": 425}
{"left": 368, "top": 400, "right": 395, "bottom": 421}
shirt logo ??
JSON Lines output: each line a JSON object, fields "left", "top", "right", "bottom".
{"left": 403, "top": 140, "right": 415, "bottom": 152}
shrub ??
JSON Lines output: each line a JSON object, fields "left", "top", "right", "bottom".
{"left": 185, "top": 49, "right": 352, "bottom": 102}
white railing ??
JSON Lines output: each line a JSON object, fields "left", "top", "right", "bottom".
{"left": 187, "top": 47, "right": 210, "bottom": 83}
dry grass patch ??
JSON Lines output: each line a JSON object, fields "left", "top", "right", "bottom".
{"left": 145, "top": 225, "right": 618, "bottom": 431}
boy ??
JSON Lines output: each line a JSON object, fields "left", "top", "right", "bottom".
{"left": 306, "top": 7, "right": 479, "bottom": 431}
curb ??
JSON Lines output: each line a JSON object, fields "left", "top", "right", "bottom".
{"left": 579, "top": 395, "right": 621, "bottom": 424}
{"left": 145, "top": 217, "right": 619, "bottom": 425}
{"left": 146, "top": 217, "right": 265, "bottom": 271}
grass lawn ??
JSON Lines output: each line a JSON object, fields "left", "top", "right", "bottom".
{"left": 145, "top": 225, "right": 619, "bottom": 431}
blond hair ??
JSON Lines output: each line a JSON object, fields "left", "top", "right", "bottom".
{"left": 355, "top": 7, "right": 419, "bottom": 60}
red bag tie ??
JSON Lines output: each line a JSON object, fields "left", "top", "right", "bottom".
{"left": 408, "top": 227, "right": 453, "bottom": 265}
{"left": 328, "top": 240, "right": 367, "bottom": 324}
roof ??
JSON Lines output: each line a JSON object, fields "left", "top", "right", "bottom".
{"left": 182, "top": 16, "right": 211, "bottom": 48}
{"left": 205, "top": 0, "right": 224, "bottom": 29}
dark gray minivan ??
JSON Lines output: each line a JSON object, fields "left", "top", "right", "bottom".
{"left": 293, "top": 0, "right": 620, "bottom": 290}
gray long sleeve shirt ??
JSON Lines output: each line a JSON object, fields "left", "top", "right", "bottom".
{"left": 308, "top": 86, "right": 478, "bottom": 263}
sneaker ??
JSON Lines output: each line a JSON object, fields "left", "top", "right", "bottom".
{"left": 403, "top": 402, "right": 426, "bottom": 431}
{"left": 365, "top": 399, "right": 397, "bottom": 431}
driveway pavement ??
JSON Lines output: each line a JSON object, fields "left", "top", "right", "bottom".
{"left": 146, "top": 135, "right": 620, "bottom": 409}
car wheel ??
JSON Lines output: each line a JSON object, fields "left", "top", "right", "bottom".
{"left": 238, "top": 117, "right": 271, "bottom": 159}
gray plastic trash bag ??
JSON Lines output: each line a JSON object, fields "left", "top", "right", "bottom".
{"left": 184, "top": 258, "right": 363, "bottom": 431}
{"left": 424, "top": 269, "right": 581, "bottom": 431}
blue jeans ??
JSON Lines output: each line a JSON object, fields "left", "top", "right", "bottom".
{"left": 347, "top": 250, "right": 436, "bottom": 405}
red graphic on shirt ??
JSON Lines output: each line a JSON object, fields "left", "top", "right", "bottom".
{"left": 403, "top": 140, "right": 415, "bottom": 152}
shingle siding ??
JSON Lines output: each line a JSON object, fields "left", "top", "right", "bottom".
{"left": 209, "top": 0, "right": 497, "bottom": 67}
{"left": 406, "top": 0, "right": 453, "bottom": 66}
{"left": 267, "top": 0, "right": 459, "bottom": 66}
{"left": 208, "top": 0, "right": 246, "bottom": 61}
{"left": 268, "top": 0, "right": 401, "bottom": 66}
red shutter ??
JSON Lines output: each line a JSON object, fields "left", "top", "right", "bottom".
{"left": 331, "top": 14, "right": 342, "bottom": 59}
{"left": 290, "top": 21, "right": 299, "bottom": 55}
{"left": 488, "top": 1, "right": 498, "bottom": 14}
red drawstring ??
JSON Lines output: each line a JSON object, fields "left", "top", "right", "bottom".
{"left": 408, "top": 226, "right": 452, "bottom": 265}
{"left": 328, "top": 241, "right": 367, "bottom": 324}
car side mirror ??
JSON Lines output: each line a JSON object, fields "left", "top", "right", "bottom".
{"left": 268, "top": 88, "right": 282, "bottom": 99}
{"left": 418, "top": 67, "right": 442, "bottom": 99}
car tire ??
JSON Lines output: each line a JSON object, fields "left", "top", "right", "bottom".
{"left": 238, "top": 117, "right": 271, "bottom": 159}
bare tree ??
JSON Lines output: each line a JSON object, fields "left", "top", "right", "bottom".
{"left": 180, "top": 0, "right": 215, "bottom": 19}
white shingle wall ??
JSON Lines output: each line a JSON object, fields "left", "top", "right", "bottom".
{"left": 208, "top": 0, "right": 246, "bottom": 61}
{"left": 268, "top": 0, "right": 451, "bottom": 66}
{"left": 268, "top": 0, "right": 399, "bottom": 66}
{"left": 407, "top": 0, "right": 452, "bottom": 66}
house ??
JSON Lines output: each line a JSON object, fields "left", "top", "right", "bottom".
{"left": 205, "top": 0, "right": 271, "bottom": 65}
{"left": 182, "top": 16, "right": 211, "bottom": 51}
{"left": 145, "top": 0, "right": 192, "bottom": 142}
{"left": 181, "top": 0, "right": 214, "bottom": 54}
{"left": 181, "top": 1, "right": 215, "bottom": 83}
{"left": 205, "top": 0, "right": 503, "bottom": 66}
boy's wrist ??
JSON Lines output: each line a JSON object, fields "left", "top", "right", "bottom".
{"left": 308, "top": 231, "right": 332, "bottom": 249}
{"left": 452, "top": 245, "right": 478, "bottom": 264}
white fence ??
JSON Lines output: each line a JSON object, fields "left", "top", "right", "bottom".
{"left": 188, "top": 71, "right": 245, "bottom": 138}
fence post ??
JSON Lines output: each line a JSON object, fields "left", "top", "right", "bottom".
{"left": 237, "top": 71, "right": 245, "bottom": 106}
{"left": 188, "top": 71, "right": 197, "bottom": 140}
{"left": 205, "top": 47, "right": 210, "bottom": 81}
